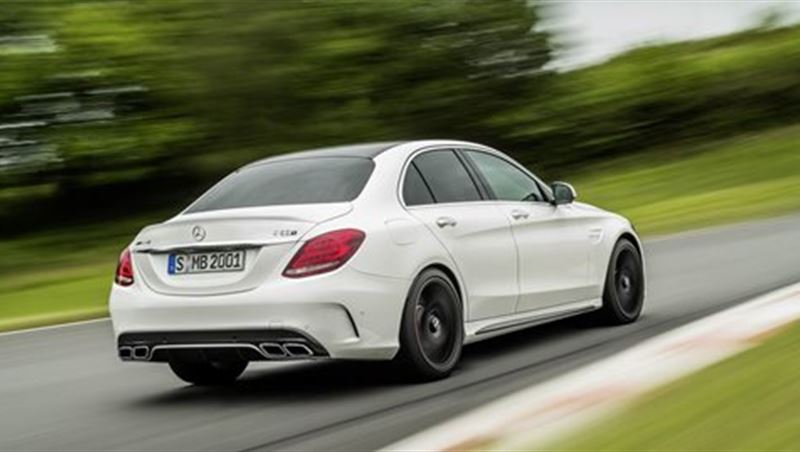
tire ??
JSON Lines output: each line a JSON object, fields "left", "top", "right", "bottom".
{"left": 396, "top": 268, "right": 463, "bottom": 381}
{"left": 597, "top": 238, "right": 645, "bottom": 325}
{"left": 168, "top": 349, "right": 248, "bottom": 386}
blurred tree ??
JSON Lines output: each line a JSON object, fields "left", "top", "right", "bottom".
{"left": 1, "top": 1, "right": 196, "bottom": 204}
{"left": 496, "top": 24, "right": 800, "bottom": 169}
{"left": 135, "top": 0, "right": 553, "bottom": 169}
{"left": 5, "top": 0, "right": 800, "bottom": 232}
{"left": 754, "top": 5, "right": 791, "bottom": 30}
{"left": 2, "top": 0, "right": 553, "bottom": 225}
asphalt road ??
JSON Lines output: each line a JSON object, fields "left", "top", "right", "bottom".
{"left": 2, "top": 215, "right": 800, "bottom": 451}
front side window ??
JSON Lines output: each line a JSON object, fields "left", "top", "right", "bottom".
{"left": 187, "top": 157, "right": 374, "bottom": 213}
{"left": 410, "top": 150, "right": 481, "bottom": 204}
{"left": 465, "top": 150, "right": 544, "bottom": 202}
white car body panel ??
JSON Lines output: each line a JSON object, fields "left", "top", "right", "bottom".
{"left": 110, "top": 139, "right": 644, "bottom": 362}
{"left": 406, "top": 202, "right": 519, "bottom": 320}
{"left": 499, "top": 200, "right": 595, "bottom": 313}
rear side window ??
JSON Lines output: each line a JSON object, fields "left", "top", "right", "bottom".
{"left": 402, "top": 163, "right": 435, "bottom": 206}
{"left": 410, "top": 150, "right": 481, "bottom": 204}
{"left": 187, "top": 157, "right": 374, "bottom": 213}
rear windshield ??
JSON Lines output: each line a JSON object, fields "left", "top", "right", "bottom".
{"left": 186, "top": 157, "right": 374, "bottom": 213}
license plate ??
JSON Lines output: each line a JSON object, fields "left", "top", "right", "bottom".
{"left": 168, "top": 250, "right": 246, "bottom": 275}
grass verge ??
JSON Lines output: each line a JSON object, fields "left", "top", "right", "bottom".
{"left": 0, "top": 270, "right": 111, "bottom": 332}
{"left": 0, "top": 212, "right": 168, "bottom": 332}
{"left": 548, "top": 321, "right": 800, "bottom": 451}
{"left": 572, "top": 123, "right": 800, "bottom": 235}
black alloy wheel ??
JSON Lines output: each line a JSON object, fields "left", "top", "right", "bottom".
{"left": 397, "top": 268, "right": 463, "bottom": 381}
{"left": 598, "top": 238, "right": 645, "bottom": 324}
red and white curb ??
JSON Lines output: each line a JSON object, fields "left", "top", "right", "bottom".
{"left": 384, "top": 282, "right": 800, "bottom": 451}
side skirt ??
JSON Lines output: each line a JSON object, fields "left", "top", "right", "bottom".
{"left": 463, "top": 298, "right": 602, "bottom": 344}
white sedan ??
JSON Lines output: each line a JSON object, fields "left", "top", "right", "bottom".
{"left": 110, "top": 140, "right": 645, "bottom": 384}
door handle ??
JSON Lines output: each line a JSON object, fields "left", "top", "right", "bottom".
{"left": 510, "top": 209, "right": 530, "bottom": 220}
{"left": 436, "top": 217, "right": 458, "bottom": 228}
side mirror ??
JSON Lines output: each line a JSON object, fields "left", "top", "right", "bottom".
{"left": 551, "top": 181, "right": 577, "bottom": 205}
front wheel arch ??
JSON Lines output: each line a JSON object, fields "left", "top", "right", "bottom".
{"left": 613, "top": 231, "right": 645, "bottom": 295}
{"left": 618, "top": 231, "right": 643, "bottom": 258}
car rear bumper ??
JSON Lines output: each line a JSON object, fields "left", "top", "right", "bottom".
{"left": 109, "top": 267, "right": 410, "bottom": 361}
{"left": 116, "top": 328, "right": 331, "bottom": 362}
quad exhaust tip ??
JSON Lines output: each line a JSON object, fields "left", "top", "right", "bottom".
{"left": 259, "top": 342, "right": 287, "bottom": 358}
{"left": 119, "top": 345, "right": 150, "bottom": 361}
{"left": 133, "top": 345, "right": 150, "bottom": 360}
{"left": 120, "top": 342, "right": 314, "bottom": 361}
{"left": 283, "top": 343, "right": 313, "bottom": 357}
{"left": 258, "top": 342, "right": 314, "bottom": 358}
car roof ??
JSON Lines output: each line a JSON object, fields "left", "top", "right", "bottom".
{"left": 249, "top": 141, "right": 408, "bottom": 166}
{"left": 245, "top": 140, "right": 501, "bottom": 169}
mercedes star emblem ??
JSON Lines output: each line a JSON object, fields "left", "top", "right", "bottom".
{"left": 191, "top": 225, "right": 206, "bottom": 242}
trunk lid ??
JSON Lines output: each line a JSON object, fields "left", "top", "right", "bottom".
{"left": 131, "top": 203, "right": 351, "bottom": 295}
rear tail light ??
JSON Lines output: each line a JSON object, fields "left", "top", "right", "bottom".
{"left": 115, "top": 248, "right": 134, "bottom": 286}
{"left": 283, "top": 229, "right": 365, "bottom": 278}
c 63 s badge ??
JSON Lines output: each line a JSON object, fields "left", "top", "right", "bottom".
{"left": 273, "top": 229, "right": 298, "bottom": 238}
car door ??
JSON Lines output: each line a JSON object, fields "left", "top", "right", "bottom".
{"left": 402, "top": 149, "right": 519, "bottom": 321}
{"left": 461, "top": 149, "right": 595, "bottom": 313}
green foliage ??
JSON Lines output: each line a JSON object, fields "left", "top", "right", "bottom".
{"left": 140, "top": 0, "right": 551, "bottom": 164}
{"left": 0, "top": 0, "right": 551, "bottom": 223}
{"left": 2, "top": 1, "right": 800, "bottom": 232}
{"left": 502, "top": 25, "right": 800, "bottom": 168}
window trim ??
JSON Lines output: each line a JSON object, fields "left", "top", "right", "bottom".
{"left": 403, "top": 161, "right": 438, "bottom": 206}
{"left": 454, "top": 149, "right": 493, "bottom": 200}
{"left": 398, "top": 146, "right": 490, "bottom": 208}
{"left": 457, "top": 149, "right": 496, "bottom": 200}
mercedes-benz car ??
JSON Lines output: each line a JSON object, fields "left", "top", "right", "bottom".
{"left": 110, "top": 140, "right": 645, "bottom": 384}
